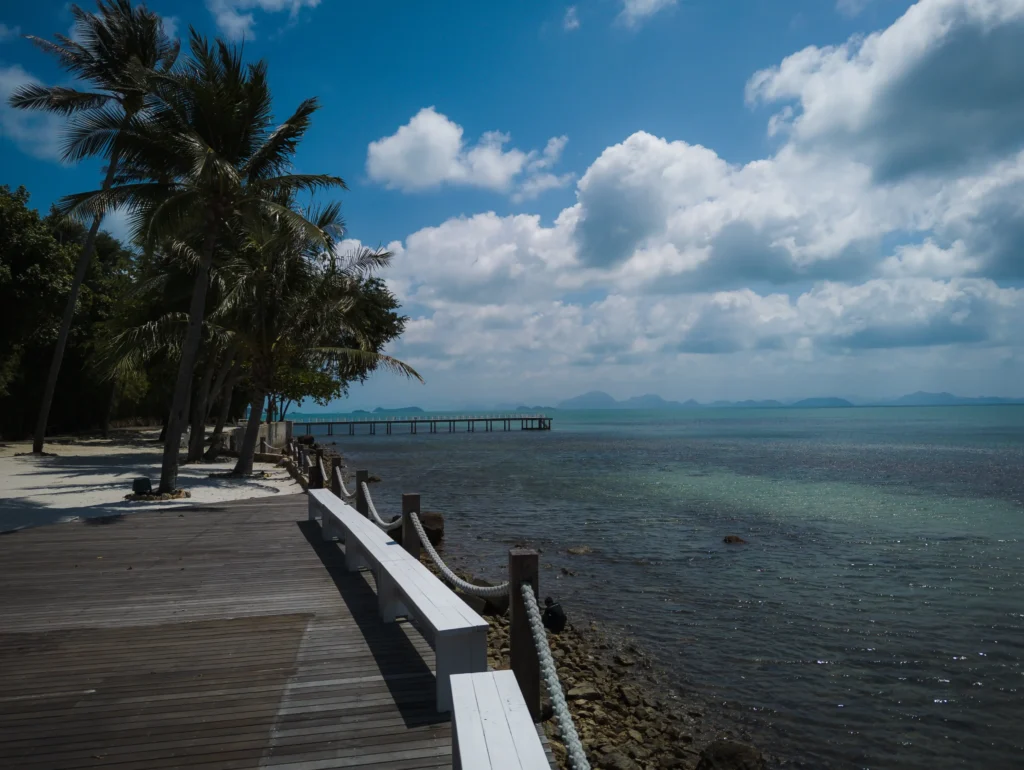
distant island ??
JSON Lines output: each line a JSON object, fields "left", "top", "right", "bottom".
{"left": 372, "top": 406, "right": 425, "bottom": 414}
{"left": 555, "top": 391, "right": 1023, "bottom": 410}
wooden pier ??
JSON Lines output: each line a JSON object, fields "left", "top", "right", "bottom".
{"left": 294, "top": 414, "right": 553, "bottom": 437}
{"left": 0, "top": 494, "right": 551, "bottom": 769}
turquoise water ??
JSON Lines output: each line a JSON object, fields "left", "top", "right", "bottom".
{"left": 301, "top": 406, "right": 1024, "bottom": 768}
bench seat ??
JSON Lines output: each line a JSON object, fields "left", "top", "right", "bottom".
{"left": 451, "top": 670, "right": 550, "bottom": 770}
{"left": 308, "top": 490, "right": 488, "bottom": 712}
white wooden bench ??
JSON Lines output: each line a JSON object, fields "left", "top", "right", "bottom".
{"left": 308, "top": 490, "right": 488, "bottom": 712}
{"left": 451, "top": 670, "right": 550, "bottom": 770}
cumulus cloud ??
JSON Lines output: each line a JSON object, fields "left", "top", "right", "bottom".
{"left": 617, "top": 0, "right": 677, "bottom": 28}
{"left": 205, "top": 0, "right": 321, "bottom": 40}
{"left": 747, "top": 0, "right": 1024, "bottom": 181}
{"left": 367, "top": 0, "right": 1024, "bottom": 400}
{"left": 835, "top": 0, "right": 873, "bottom": 17}
{"left": 563, "top": 6, "right": 580, "bottom": 31}
{"left": 0, "top": 65, "right": 65, "bottom": 161}
{"left": 367, "top": 108, "right": 573, "bottom": 199}
{"left": 0, "top": 23, "right": 21, "bottom": 41}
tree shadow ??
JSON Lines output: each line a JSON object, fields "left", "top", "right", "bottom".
{"left": 296, "top": 519, "right": 448, "bottom": 729}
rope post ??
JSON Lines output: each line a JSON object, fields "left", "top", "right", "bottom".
{"left": 355, "top": 470, "right": 369, "bottom": 517}
{"left": 329, "top": 456, "right": 342, "bottom": 498}
{"left": 259, "top": 437, "right": 267, "bottom": 454}
{"left": 509, "top": 548, "right": 541, "bottom": 722}
{"left": 309, "top": 459, "right": 323, "bottom": 489}
{"left": 401, "top": 494, "right": 421, "bottom": 559}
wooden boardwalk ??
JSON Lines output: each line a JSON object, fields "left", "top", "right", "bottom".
{"left": 0, "top": 493, "right": 496, "bottom": 769}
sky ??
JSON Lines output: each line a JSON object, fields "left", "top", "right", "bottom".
{"left": 2, "top": 0, "right": 1024, "bottom": 411}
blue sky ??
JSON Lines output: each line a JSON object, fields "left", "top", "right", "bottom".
{"left": 3, "top": 0, "right": 1024, "bottom": 411}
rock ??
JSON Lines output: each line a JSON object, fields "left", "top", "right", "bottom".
{"left": 419, "top": 511, "right": 445, "bottom": 545}
{"left": 723, "top": 535, "right": 747, "bottom": 544}
{"left": 614, "top": 653, "right": 637, "bottom": 666}
{"left": 296, "top": 434, "right": 315, "bottom": 445}
{"left": 567, "top": 545, "right": 592, "bottom": 555}
{"left": 560, "top": 567, "right": 578, "bottom": 576}
{"left": 368, "top": 474, "right": 382, "bottom": 483}
{"left": 695, "top": 740, "right": 765, "bottom": 770}
{"left": 619, "top": 685, "right": 641, "bottom": 707}
{"left": 627, "top": 728, "right": 644, "bottom": 743}
{"left": 599, "top": 752, "right": 640, "bottom": 770}
{"left": 567, "top": 682, "right": 602, "bottom": 700}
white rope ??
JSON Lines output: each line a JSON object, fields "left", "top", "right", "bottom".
{"left": 408, "top": 511, "right": 510, "bottom": 599}
{"left": 334, "top": 467, "right": 354, "bottom": 497}
{"left": 360, "top": 481, "right": 403, "bottom": 531}
{"left": 521, "top": 583, "right": 591, "bottom": 770}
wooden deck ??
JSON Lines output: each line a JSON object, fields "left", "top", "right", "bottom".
{"left": 0, "top": 493, "right": 488, "bottom": 769}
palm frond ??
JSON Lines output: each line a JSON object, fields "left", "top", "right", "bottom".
{"left": 8, "top": 83, "right": 113, "bottom": 115}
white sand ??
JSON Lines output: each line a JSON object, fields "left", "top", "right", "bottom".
{"left": 0, "top": 430, "right": 301, "bottom": 532}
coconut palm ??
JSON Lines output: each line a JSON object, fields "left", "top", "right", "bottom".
{"left": 60, "top": 30, "right": 345, "bottom": 492}
{"left": 213, "top": 202, "right": 420, "bottom": 475}
{"left": 8, "top": 0, "right": 178, "bottom": 454}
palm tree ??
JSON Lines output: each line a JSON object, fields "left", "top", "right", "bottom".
{"left": 8, "top": 0, "right": 178, "bottom": 454}
{"left": 214, "top": 203, "right": 420, "bottom": 475}
{"left": 61, "top": 30, "right": 345, "bottom": 492}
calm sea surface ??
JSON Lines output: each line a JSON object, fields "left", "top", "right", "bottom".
{"left": 302, "top": 406, "right": 1024, "bottom": 769}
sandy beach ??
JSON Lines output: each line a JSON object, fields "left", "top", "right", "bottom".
{"left": 0, "top": 429, "right": 300, "bottom": 532}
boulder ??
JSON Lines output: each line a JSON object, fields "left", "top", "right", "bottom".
{"left": 695, "top": 740, "right": 765, "bottom": 770}
{"left": 296, "top": 434, "right": 315, "bottom": 445}
{"left": 567, "top": 682, "right": 602, "bottom": 700}
{"left": 420, "top": 511, "right": 444, "bottom": 545}
{"left": 723, "top": 535, "right": 747, "bottom": 544}
{"left": 567, "top": 545, "right": 592, "bottom": 555}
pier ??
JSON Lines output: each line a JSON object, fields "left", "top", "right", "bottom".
{"left": 294, "top": 413, "right": 553, "bottom": 436}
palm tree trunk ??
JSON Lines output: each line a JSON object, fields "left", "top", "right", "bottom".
{"left": 101, "top": 379, "right": 120, "bottom": 439}
{"left": 32, "top": 155, "right": 121, "bottom": 454}
{"left": 158, "top": 225, "right": 218, "bottom": 493}
{"left": 186, "top": 358, "right": 217, "bottom": 463}
{"left": 232, "top": 390, "right": 265, "bottom": 476}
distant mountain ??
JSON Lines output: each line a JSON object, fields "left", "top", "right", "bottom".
{"left": 790, "top": 397, "right": 854, "bottom": 408}
{"left": 372, "top": 406, "right": 425, "bottom": 414}
{"left": 516, "top": 405, "right": 555, "bottom": 412}
{"left": 558, "top": 391, "right": 620, "bottom": 409}
{"left": 885, "top": 391, "right": 1024, "bottom": 406}
{"left": 351, "top": 409, "right": 370, "bottom": 414}
{"left": 621, "top": 394, "right": 679, "bottom": 409}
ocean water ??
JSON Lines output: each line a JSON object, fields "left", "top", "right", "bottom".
{"left": 301, "top": 406, "right": 1024, "bottom": 769}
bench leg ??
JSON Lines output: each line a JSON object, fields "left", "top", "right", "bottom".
{"left": 321, "top": 513, "right": 342, "bottom": 542}
{"left": 434, "top": 627, "right": 487, "bottom": 712}
{"left": 378, "top": 571, "right": 408, "bottom": 622}
{"left": 344, "top": 541, "right": 368, "bottom": 572}
{"left": 307, "top": 497, "right": 318, "bottom": 523}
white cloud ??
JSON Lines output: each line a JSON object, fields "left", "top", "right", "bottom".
{"left": 746, "top": 0, "right": 1024, "bottom": 181}
{"left": 564, "top": 6, "right": 580, "bottom": 31}
{"left": 100, "top": 208, "right": 134, "bottom": 245}
{"left": 0, "top": 65, "right": 65, "bottom": 162}
{"left": 617, "top": 0, "right": 677, "bottom": 28}
{"left": 367, "top": 0, "right": 1024, "bottom": 401}
{"left": 160, "top": 15, "right": 179, "bottom": 41}
{"left": 0, "top": 22, "right": 21, "bottom": 41}
{"left": 367, "top": 108, "right": 573, "bottom": 199}
{"left": 205, "top": 0, "right": 321, "bottom": 40}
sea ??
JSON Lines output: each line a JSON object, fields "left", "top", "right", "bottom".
{"left": 299, "top": 406, "right": 1024, "bottom": 769}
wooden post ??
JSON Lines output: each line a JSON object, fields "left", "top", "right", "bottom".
{"left": 509, "top": 548, "right": 541, "bottom": 722}
{"left": 355, "top": 470, "right": 369, "bottom": 517}
{"left": 329, "top": 456, "right": 342, "bottom": 498}
{"left": 309, "top": 459, "right": 323, "bottom": 489}
{"left": 259, "top": 436, "right": 267, "bottom": 454}
{"left": 402, "top": 494, "right": 421, "bottom": 559}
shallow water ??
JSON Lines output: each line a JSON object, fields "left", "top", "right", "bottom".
{"left": 306, "top": 406, "right": 1024, "bottom": 769}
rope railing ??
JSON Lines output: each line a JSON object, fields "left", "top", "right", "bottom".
{"left": 407, "top": 510, "right": 510, "bottom": 599}
{"left": 360, "top": 481, "right": 403, "bottom": 532}
{"left": 521, "top": 583, "right": 591, "bottom": 770}
{"left": 334, "top": 466, "right": 354, "bottom": 497}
